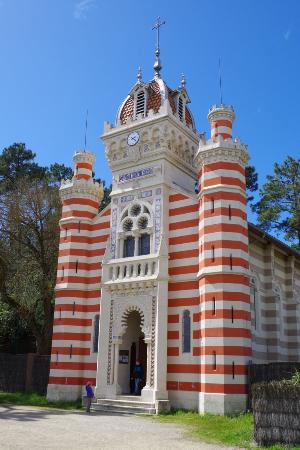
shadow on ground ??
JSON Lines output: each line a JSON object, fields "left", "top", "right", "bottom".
{"left": 0, "top": 405, "right": 130, "bottom": 422}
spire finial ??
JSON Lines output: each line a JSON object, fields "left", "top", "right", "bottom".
{"left": 180, "top": 73, "right": 186, "bottom": 89}
{"left": 218, "top": 57, "right": 223, "bottom": 105}
{"left": 137, "top": 66, "right": 142, "bottom": 83}
{"left": 152, "top": 16, "right": 166, "bottom": 78}
{"left": 84, "top": 109, "right": 88, "bottom": 152}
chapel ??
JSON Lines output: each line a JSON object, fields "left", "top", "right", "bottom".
{"left": 47, "top": 29, "right": 300, "bottom": 414}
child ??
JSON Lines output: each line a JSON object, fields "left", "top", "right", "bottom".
{"left": 85, "top": 381, "right": 94, "bottom": 413}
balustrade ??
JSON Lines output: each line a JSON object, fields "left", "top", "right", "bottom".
{"left": 105, "top": 256, "right": 158, "bottom": 282}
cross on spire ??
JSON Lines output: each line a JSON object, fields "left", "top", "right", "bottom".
{"left": 152, "top": 16, "right": 166, "bottom": 78}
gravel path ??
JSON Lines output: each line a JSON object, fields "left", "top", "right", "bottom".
{"left": 0, "top": 405, "right": 237, "bottom": 450}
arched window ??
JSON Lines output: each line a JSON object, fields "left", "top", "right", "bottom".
{"left": 93, "top": 314, "right": 100, "bottom": 353}
{"left": 178, "top": 96, "right": 184, "bottom": 121}
{"left": 250, "top": 275, "right": 260, "bottom": 332}
{"left": 139, "top": 234, "right": 150, "bottom": 256}
{"left": 182, "top": 310, "right": 191, "bottom": 353}
{"left": 119, "top": 202, "right": 153, "bottom": 258}
{"left": 135, "top": 90, "right": 146, "bottom": 117}
{"left": 123, "top": 236, "right": 135, "bottom": 258}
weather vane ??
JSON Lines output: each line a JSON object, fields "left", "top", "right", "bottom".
{"left": 84, "top": 109, "right": 88, "bottom": 151}
{"left": 152, "top": 16, "right": 166, "bottom": 78}
{"left": 218, "top": 57, "right": 223, "bottom": 105}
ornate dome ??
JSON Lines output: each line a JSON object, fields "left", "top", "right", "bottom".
{"left": 116, "top": 75, "right": 196, "bottom": 132}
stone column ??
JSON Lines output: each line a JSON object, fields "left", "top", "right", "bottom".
{"left": 134, "top": 232, "right": 139, "bottom": 256}
{"left": 141, "top": 335, "right": 154, "bottom": 402}
{"left": 145, "top": 337, "right": 151, "bottom": 388}
{"left": 95, "top": 287, "right": 112, "bottom": 398}
{"left": 154, "top": 280, "right": 169, "bottom": 401}
{"left": 113, "top": 340, "right": 121, "bottom": 394}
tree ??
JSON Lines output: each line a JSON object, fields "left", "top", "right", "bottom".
{"left": 0, "top": 143, "right": 45, "bottom": 192}
{"left": 252, "top": 156, "right": 300, "bottom": 250}
{"left": 245, "top": 165, "right": 258, "bottom": 203}
{"left": 0, "top": 143, "right": 73, "bottom": 354}
{"left": 94, "top": 177, "right": 111, "bottom": 211}
{"left": 0, "top": 177, "right": 60, "bottom": 354}
{"left": 48, "top": 163, "right": 73, "bottom": 185}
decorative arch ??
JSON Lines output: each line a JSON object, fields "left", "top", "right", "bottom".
{"left": 121, "top": 305, "right": 145, "bottom": 331}
{"left": 112, "top": 293, "right": 154, "bottom": 340}
{"left": 272, "top": 282, "right": 285, "bottom": 343}
{"left": 117, "top": 200, "right": 154, "bottom": 258}
{"left": 249, "top": 268, "right": 262, "bottom": 333}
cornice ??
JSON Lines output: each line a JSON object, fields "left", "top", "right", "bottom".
{"left": 103, "top": 116, "right": 199, "bottom": 176}
{"left": 194, "top": 142, "right": 249, "bottom": 168}
{"left": 102, "top": 111, "right": 199, "bottom": 144}
{"left": 60, "top": 179, "right": 103, "bottom": 203}
{"left": 73, "top": 150, "right": 96, "bottom": 165}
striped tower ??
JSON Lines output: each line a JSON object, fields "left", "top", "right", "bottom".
{"left": 208, "top": 105, "right": 234, "bottom": 141}
{"left": 195, "top": 105, "right": 252, "bottom": 414}
{"left": 47, "top": 150, "right": 104, "bottom": 401}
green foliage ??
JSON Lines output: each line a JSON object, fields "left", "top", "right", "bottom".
{"left": 252, "top": 156, "right": 300, "bottom": 249}
{"left": 0, "top": 143, "right": 71, "bottom": 354}
{"left": 290, "top": 370, "right": 300, "bottom": 385}
{"left": 0, "top": 143, "right": 46, "bottom": 192}
{"left": 154, "top": 410, "right": 300, "bottom": 449}
{"left": 245, "top": 164, "right": 258, "bottom": 203}
{"left": 0, "top": 302, "right": 34, "bottom": 352}
{"left": 48, "top": 163, "right": 73, "bottom": 185}
{"left": 285, "top": 370, "right": 300, "bottom": 386}
{"left": 0, "top": 391, "right": 82, "bottom": 410}
{"left": 94, "top": 178, "right": 111, "bottom": 211}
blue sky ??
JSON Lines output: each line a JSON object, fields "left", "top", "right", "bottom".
{"left": 0, "top": 0, "right": 299, "bottom": 217}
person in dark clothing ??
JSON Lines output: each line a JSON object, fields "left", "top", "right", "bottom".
{"left": 85, "top": 381, "right": 94, "bottom": 413}
{"left": 132, "top": 360, "right": 143, "bottom": 395}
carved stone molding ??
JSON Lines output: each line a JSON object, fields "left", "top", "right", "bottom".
{"left": 112, "top": 293, "right": 153, "bottom": 337}
{"left": 194, "top": 143, "right": 249, "bottom": 168}
{"left": 103, "top": 119, "right": 198, "bottom": 173}
{"left": 106, "top": 291, "right": 157, "bottom": 387}
{"left": 60, "top": 179, "right": 103, "bottom": 203}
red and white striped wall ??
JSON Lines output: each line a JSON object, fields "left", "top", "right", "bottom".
{"left": 167, "top": 192, "right": 200, "bottom": 409}
{"left": 208, "top": 105, "right": 235, "bottom": 141}
{"left": 197, "top": 151, "right": 252, "bottom": 413}
{"left": 47, "top": 151, "right": 110, "bottom": 401}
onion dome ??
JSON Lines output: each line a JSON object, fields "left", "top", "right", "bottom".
{"left": 116, "top": 70, "right": 196, "bottom": 132}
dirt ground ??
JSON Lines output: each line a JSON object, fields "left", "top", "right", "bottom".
{"left": 0, "top": 405, "right": 237, "bottom": 450}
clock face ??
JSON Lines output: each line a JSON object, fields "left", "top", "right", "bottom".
{"left": 127, "top": 131, "right": 140, "bottom": 146}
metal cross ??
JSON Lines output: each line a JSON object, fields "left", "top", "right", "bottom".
{"left": 152, "top": 16, "right": 166, "bottom": 51}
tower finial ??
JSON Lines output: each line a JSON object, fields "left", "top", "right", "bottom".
{"left": 180, "top": 73, "right": 186, "bottom": 89}
{"left": 218, "top": 57, "right": 223, "bottom": 105}
{"left": 137, "top": 66, "right": 142, "bottom": 83}
{"left": 152, "top": 16, "right": 166, "bottom": 78}
{"left": 84, "top": 109, "right": 88, "bottom": 152}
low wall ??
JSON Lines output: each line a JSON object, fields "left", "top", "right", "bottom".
{"left": 0, "top": 353, "right": 50, "bottom": 394}
{"left": 253, "top": 383, "right": 300, "bottom": 446}
{"left": 248, "top": 362, "right": 300, "bottom": 409}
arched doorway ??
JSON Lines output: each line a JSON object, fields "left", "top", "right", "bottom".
{"left": 118, "top": 310, "right": 147, "bottom": 394}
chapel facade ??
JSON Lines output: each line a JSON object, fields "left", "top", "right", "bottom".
{"left": 47, "top": 51, "right": 300, "bottom": 414}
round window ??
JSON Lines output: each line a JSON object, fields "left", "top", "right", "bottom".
{"left": 130, "top": 204, "right": 141, "bottom": 217}
{"left": 123, "top": 218, "right": 133, "bottom": 232}
{"left": 138, "top": 216, "right": 148, "bottom": 230}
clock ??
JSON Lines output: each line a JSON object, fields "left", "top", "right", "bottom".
{"left": 127, "top": 131, "right": 140, "bottom": 146}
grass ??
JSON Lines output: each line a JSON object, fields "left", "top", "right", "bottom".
{"left": 0, "top": 391, "right": 82, "bottom": 410}
{"left": 153, "top": 409, "right": 300, "bottom": 450}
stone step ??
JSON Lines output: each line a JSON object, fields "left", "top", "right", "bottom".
{"left": 92, "top": 401, "right": 156, "bottom": 415}
{"left": 116, "top": 395, "right": 141, "bottom": 402}
{"left": 96, "top": 398, "right": 154, "bottom": 409}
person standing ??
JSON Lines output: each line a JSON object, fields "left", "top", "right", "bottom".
{"left": 85, "top": 381, "right": 94, "bottom": 413}
{"left": 132, "top": 360, "right": 143, "bottom": 395}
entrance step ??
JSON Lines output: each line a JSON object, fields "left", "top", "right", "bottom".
{"left": 92, "top": 397, "right": 156, "bottom": 415}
